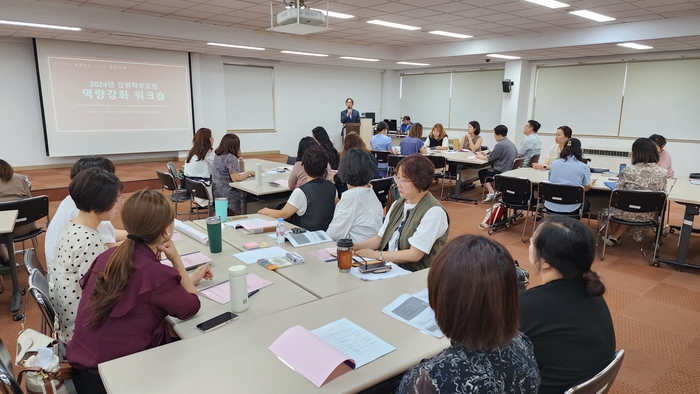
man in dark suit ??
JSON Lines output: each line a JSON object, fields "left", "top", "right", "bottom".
{"left": 340, "top": 97, "right": 360, "bottom": 138}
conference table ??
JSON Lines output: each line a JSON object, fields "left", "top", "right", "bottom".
{"left": 500, "top": 167, "right": 627, "bottom": 192}
{"left": 0, "top": 210, "right": 22, "bottom": 312}
{"left": 229, "top": 159, "right": 293, "bottom": 214}
{"left": 99, "top": 268, "right": 449, "bottom": 394}
{"left": 430, "top": 151, "right": 490, "bottom": 204}
{"left": 657, "top": 177, "right": 700, "bottom": 271}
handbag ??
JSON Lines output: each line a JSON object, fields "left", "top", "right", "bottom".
{"left": 479, "top": 203, "right": 506, "bottom": 229}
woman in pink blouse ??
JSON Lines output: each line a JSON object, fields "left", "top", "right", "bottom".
{"left": 649, "top": 134, "right": 674, "bottom": 178}
{"left": 67, "top": 190, "right": 212, "bottom": 394}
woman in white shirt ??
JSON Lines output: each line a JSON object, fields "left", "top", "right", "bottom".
{"left": 49, "top": 167, "right": 122, "bottom": 344}
{"left": 533, "top": 126, "right": 572, "bottom": 170}
{"left": 184, "top": 127, "right": 215, "bottom": 206}
{"left": 424, "top": 123, "right": 449, "bottom": 150}
{"left": 327, "top": 148, "right": 383, "bottom": 243}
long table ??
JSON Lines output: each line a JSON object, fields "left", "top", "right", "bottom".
{"left": 229, "top": 159, "right": 292, "bottom": 214}
{"left": 167, "top": 222, "right": 318, "bottom": 338}
{"left": 500, "top": 167, "right": 629, "bottom": 192}
{"left": 658, "top": 177, "right": 700, "bottom": 271}
{"left": 434, "top": 151, "right": 490, "bottom": 204}
{"left": 99, "top": 269, "right": 449, "bottom": 394}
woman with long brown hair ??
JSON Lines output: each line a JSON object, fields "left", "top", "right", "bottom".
{"left": 212, "top": 133, "right": 255, "bottom": 215}
{"left": 184, "top": 127, "right": 215, "bottom": 206}
{"left": 341, "top": 132, "right": 379, "bottom": 178}
{"left": 67, "top": 190, "right": 212, "bottom": 394}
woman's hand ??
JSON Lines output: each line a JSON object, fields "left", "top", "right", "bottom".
{"left": 258, "top": 207, "right": 270, "bottom": 215}
{"left": 532, "top": 163, "right": 545, "bottom": 170}
{"left": 355, "top": 249, "right": 379, "bottom": 260}
{"left": 189, "top": 263, "right": 213, "bottom": 286}
{"left": 156, "top": 239, "right": 179, "bottom": 262}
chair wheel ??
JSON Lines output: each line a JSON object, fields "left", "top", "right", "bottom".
{"left": 676, "top": 268, "right": 682, "bottom": 272}
{"left": 652, "top": 262, "right": 660, "bottom": 267}
{"left": 13, "top": 313, "right": 23, "bottom": 321}
{"left": 670, "top": 228, "right": 675, "bottom": 234}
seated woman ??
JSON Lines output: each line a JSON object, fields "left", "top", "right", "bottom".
{"left": 67, "top": 190, "right": 212, "bottom": 394}
{"left": 49, "top": 168, "right": 122, "bottom": 345}
{"left": 423, "top": 123, "right": 449, "bottom": 150}
{"left": 397, "top": 234, "right": 540, "bottom": 394}
{"left": 400, "top": 123, "right": 427, "bottom": 155}
{"left": 312, "top": 126, "right": 341, "bottom": 170}
{"left": 184, "top": 127, "right": 215, "bottom": 207}
{"left": 287, "top": 137, "right": 334, "bottom": 190}
{"left": 521, "top": 216, "right": 615, "bottom": 394}
{"left": 459, "top": 121, "right": 482, "bottom": 152}
{"left": 335, "top": 132, "right": 380, "bottom": 196}
{"left": 649, "top": 133, "right": 674, "bottom": 178}
{"left": 45, "top": 157, "right": 127, "bottom": 272}
{"left": 546, "top": 138, "right": 596, "bottom": 214}
{"left": 258, "top": 145, "right": 336, "bottom": 232}
{"left": 354, "top": 155, "right": 449, "bottom": 272}
{"left": 212, "top": 134, "right": 255, "bottom": 215}
{"left": 603, "top": 137, "right": 667, "bottom": 246}
{"left": 0, "top": 159, "right": 36, "bottom": 266}
{"left": 533, "top": 126, "right": 572, "bottom": 170}
{"left": 326, "top": 148, "right": 383, "bottom": 243}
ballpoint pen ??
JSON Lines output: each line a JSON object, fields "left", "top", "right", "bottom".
{"left": 247, "top": 289, "right": 259, "bottom": 298}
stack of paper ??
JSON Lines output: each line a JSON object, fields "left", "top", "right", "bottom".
{"left": 160, "top": 251, "right": 212, "bottom": 270}
{"left": 285, "top": 230, "right": 332, "bottom": 248}
{"left": 350, "top": 263, "right": 412, "bottom": 281}
{"left": 174, "top": 219, "right": 209, "bottom": 245}
{"left": 382, "top": 289, "right": 443, "bottom": 338}
{"left": 233, "top": 246, "right": 288, "bottom": 265}
{"left": 198, "top": 273, "right": 273, "bottom": 304}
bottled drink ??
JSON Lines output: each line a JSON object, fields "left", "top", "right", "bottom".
{"left": 337, "top": 238, "right": 354, "bottom": 273}
{"left": 276, "top": 218, "right": 285, "bottom": 246}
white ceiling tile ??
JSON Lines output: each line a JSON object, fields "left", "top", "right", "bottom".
{"left": 647, "top": 3, "right": 700, "bottom": 13}
{"left": 423, "top": 14, "right": 466, "bottom": 23}
{"left": 86, "top": 0, "right": 139, "bottom": 8}
{"left": 452, "top": 8, "right": 500, "bottom": 18}
{"left": 426, "top": 2, "right": 476, "bottom": 13}
{"left": 486, "top": 2, "right": 540, "bottom": 13}
{"left": 396, "top": 8, "right": 443, "bottom": 18}
{"left": 368, "top": 2, "right": 417, "bottom": 13}
{"left": 130, "top": 3, "right": 179, "bottom": 14}
{"left": 186, "top": 3, "right": 238, "bottom": 14}
{"left": 398, "top": 0, "right": 452, "bottom": 6}
{"left": 171, "top": 9, "right": 217, "bottom": 19}
{"left": 475, "top": 13, "right": 522, "bottom": 22}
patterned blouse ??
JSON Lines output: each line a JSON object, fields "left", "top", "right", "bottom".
{"left": 397, "top": 333, "right": 540, "bottom": 394}
{"left": 611, "top": 163, "right": 667, "bottom": 223}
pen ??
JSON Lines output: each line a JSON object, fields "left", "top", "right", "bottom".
{"left": 248, "top": 289, "right": 259, "bottom": 298}
{"left": 180, "top": 251, "right": 200, "bottom": 257}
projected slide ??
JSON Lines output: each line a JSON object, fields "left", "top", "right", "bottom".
{"left": 48, "top": 57, "right": 189, "bottom": 132}
{"left": 35, "top": 39, "right": 194, "bottom": 157}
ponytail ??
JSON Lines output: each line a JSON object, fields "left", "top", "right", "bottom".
{"left": 87, "top": 239, "right": 136, "bottom": 328}
{"left": 582, "top": 270, "right": 605, "bottom": 297}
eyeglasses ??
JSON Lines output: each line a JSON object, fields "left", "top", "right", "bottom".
{"left": 393, "top": 175, "right": 410, "bottom": 185}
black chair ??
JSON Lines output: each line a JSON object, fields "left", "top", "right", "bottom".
{"left": 599, "top": 190, "right": 666, "bottom": 264}
{"left": 370, "top": 177, "right": 393, "bottom": 207}
{"left": 387, "top": 155, "right": 405, "bottom": 177}
{"left": 529, "top": 154, "right": 540, "bottom": 167}
{"left": 481, "top": 158, "right": 525, "bottom": 201}
{"left": 184, "top": 178, "right": 213, "bottom": 220}
{"left": 286, "top": 156, "right": 296, "bottom": 165}
{"left": 480, "top": 145, "right": 489, "bottom": 151}
{"left": 564, "top": 349, "right": 625, "bottom": 394}
{"left": 533, "top": 182, "right": 589, "bottom": 235}
{"left": 28, "top": 269, "right": 56, "bottom": 336}
{"left": 490, "top": 176, "right": 533, "bottom": 241}
{"left": 371, "top": 150, "right": 390, "bottom": 165}
{"left": 156, "top": 170, "right": 189, "bottom": 217}
{"left": 0, "top": 339, "right": 22, "bottom": 394}
{"left": 0, "top": 195, "right": 49, "bottom": 251}
{"left": 425, "top": 155, "right": 449, "bottom": 199}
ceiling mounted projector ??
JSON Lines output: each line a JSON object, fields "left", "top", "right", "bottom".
{"left": 277, "top": 8, "right": 325, "bottom": 26}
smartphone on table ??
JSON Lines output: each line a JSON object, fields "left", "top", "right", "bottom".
{"left": 195, "top": 312, "right": 239, "bottom": 333}
{"left": 358, "top": 262, "right": 391, "bottom": 274}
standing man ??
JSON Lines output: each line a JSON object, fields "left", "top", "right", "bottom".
{"left": 518, "top": 120, "right": 542, "bottom": 167}
{"left": 341, "top": 97, "right": 360, "bottom": 138}
{"left": 476, "top": 125, "right": 518, "bottom": 203}
{"left": 400, "top": 116, "right": 413, "bottom": 134}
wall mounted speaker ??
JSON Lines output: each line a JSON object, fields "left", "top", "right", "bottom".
{"left": 502, "top": 79, "right": 515, "bottom": 93}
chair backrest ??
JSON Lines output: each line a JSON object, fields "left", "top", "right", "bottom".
{"left": 286, "top": 156, "right": 296, "bottom": 165}
{"left": 370, "top": 177, "right": 393, "bottom": 201}
{"left": 538, "top": 182, "right": 585, "bottom": 205}
{"left": 371, "top": 150, "right": 390, "bottom": 164}
{"left": 28, "top": 270, "right": 56, "bottom": 333}
{"left": 0, "top": 340, "right": 22, "bottom": 394}
{"left": 387, "top": 155, "right": 405, "bottom": 169}
{"left": 480, "top": 145, "right": 489, "bottom": 151}
{"left": 23, "top": 248, "right": 42, "bottom": 276}
{"left": 564, "top": 349, "right": 625, "bottom": 394}
{"left": 156, "top": 170, "right": 178, "bottom": 192}
{"left": 426, "top": 155, "right": 447, "bottom": 170}
{"left": 511, "top": 158, "right": 525, "bottom": 170}
{"left": 494, "top": 176, "right": 532, "bottom": 206}
{"left": 529, "top": 154, "right": 540, "bottom": 167}
{"left": 0, "top": 195, "right": 49, "bottom": 229}
{"left": 610, "top": 190, "right": 666, "bottom": 214}
{"left": 167, "top": 161, "right": 178, "bottom": 180}
{"left": 185, "top": 178, "right": 212, "bottom": 203}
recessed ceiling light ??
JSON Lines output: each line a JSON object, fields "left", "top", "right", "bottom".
{"left": 617, "top": 42, "right": 653, "bottom": 50}
{"left": 397, "top": 61, "right": 430, "bottom": 66}
{"left": 367, "top": 20, "right": 420, "bottom": 31}
{"left": 569, "top": 10, "right": 615, "bottom": 22}
{"left": 523, "top": 0, "right": 569, "bottom": 9}
{"left": 0, "top": 19, "right": 81, "bottom": 31}
{"left": 280, "top": 50, "right": 329, "bottom": 57}
{"left": 207, "top": 42, "right": 265, "bottom": 51}
{"left": 429, "top": 31, "right": 472, "bottom": 39}
{"left": 487, "top": 54, "right": 521, "bottom": 60}
{"left": 310, "top": 8, "right": 354, "bottom": 19}
{"left": 340, "top": 56, "right": 380, "bottom": 62}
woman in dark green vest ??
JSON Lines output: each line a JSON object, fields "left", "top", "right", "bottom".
{"left": 354, "top": 155, "right": 449, "bottom": 272}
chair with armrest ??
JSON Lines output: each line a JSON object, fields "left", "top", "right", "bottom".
{"left": 184, "top": 178, "right": 213, "bottom": 220}
{"left": 563, "top": 349, "right": 625, "bottom": 394}
{"left": 490, "top": 176, "right": 534, "bottom": 240}
{"left": 0, "top": 339, "right": 23, "bottom": 394}
{"left": 598, "top": 190, "right": 666, "bottom": 264}
{"left": 156, "top": 170, "right": 189, "bottom": 218}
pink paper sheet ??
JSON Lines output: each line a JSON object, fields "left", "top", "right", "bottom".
{"left": 199, "top": 273, "right": 273, "bottom": 304}
{"left": 170, "top": 232, "right": 184, "bottom": 242}
{"left": 274, "top": 179, "right": 289, "bottom": 188}
{"left": 307, "top": 247, "right": 337, "bottom": 262}
{"left": 160, "top": 251, "right": 212, "bottom": 269}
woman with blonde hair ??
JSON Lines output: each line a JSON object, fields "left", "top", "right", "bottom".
{"left": 67, "top": 190, "right": 212, "bottom": 394}
{"left": 424, "top": 123, "right": 449, "bottom": 150}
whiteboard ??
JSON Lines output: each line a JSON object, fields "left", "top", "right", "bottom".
{"left": 620, "top": 59, "right": 700, "bottom": 140}
{"left": 224, "top": 64, "right": 275, "bottom": 131}
{"left": 400, "top": 73, "right": 451, "bottom": 130}
{"left": 450, "top": 70, "right": 504, "bottom": 130}
{"left": 534, "top": 63, "right": 626, "bottom": 136}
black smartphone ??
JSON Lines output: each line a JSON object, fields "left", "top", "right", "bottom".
{"left": 358, "top": 262, "right": 391, "bottom": 273}
{"left": 195, "top": 312, "right": 239, "bottom": 333}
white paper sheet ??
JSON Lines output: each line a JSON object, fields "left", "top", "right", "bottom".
{"left": 350, "top": 263, "right": 412, "bottom": 281}
{"left": 310, "top": 318, "right": 395, "bottom": 368}
{"left": 382, "top": 289, "right": 444, "bottom": 338}
{"left": 285, "top": 230, "right": 332, "bottom": 248}
{"left": 232, "top": 246, "right": 288, "bottom": 264}
{"left": 174, "top": 219, "right": 209, "bottom": 245}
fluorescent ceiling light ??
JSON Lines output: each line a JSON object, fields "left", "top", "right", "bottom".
{"left": 569, "top": 10, "right": 615, "bottom": 22}
{"left": 280, "top": 50, "right": 328, "bottom": 57}
{"left": 367, "top": 20, "right": 420, "bottom": 31}
{"left": 0, "top": 19, "right": 81, "bottom": 31}
{"left": 617, "top": 42, "right": 653, "bottom": 50}
{"left": 310, "top": 8, "right": 354, "bottom": 19}
{"left": 429, "top": 31, "right": 472, "bottom": 39}
{"left": 523, "top": 0, "right": 569, "bottom": 9}
{"left": 487, "top": 54, "right": 521, "bottom": 60}
{"left": 397, "top": 61, "right": 430, "bottom": 66}
{"left": 340, "top": 56, "right": 380, "bottom": 62}
{"left": 207, "top": 42, "right": 265, "bottom": 51}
